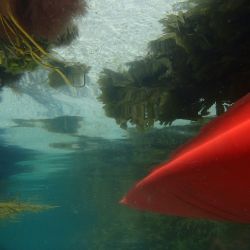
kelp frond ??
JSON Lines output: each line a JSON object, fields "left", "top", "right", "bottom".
{"left": 0, "top": 1, "right": 71, "bottom": 86}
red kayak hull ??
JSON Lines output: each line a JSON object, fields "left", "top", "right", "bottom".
{"left": 121, "top": 94, "right": 250, "bottom": 223}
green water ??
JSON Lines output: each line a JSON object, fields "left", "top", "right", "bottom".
{"left": 0, "top": 120, "right": 250, "bottom": 250}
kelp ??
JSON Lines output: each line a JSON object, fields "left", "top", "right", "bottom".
{"left": 0, "top": 0, "right": 86, "bottom": 89}
{"left": 0, "top": 201, "right": 56, "bottom": 221}
{"left": 0, "top": 7, "right": 70, "bottom": 86}
{"left": 99, "top": 0, "right": 250, "bottom": 129}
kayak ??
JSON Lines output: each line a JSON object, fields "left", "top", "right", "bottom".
{"left": 121, "top": 93, "right": 250, "bottom": 223}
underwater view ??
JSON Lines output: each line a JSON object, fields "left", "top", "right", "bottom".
{"left": 0, "top": 0, "right": 250, "bottom": 249}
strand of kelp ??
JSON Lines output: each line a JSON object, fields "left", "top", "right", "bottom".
{"left": 0, "top": 2, "right": 72, "bottom": 87}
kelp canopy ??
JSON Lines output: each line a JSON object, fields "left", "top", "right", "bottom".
{"left": 99, "top": 0, "right": 250, "bottom": 129}
{"left": 0, "top": 0, "right": 86, "bottom": 88}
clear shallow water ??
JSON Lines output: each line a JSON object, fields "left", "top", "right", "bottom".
{"left": 0, "top": 118, "right": 250, "bottom": 250}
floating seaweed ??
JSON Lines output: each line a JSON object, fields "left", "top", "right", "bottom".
{"left": 0, "top": 0, "right": 87, "bottom": 89}
{"left": 99, "top": 0, "right": 250, "bottom": 129}
{"left": 0, "top": 201, "right": 57, "bottom": 221}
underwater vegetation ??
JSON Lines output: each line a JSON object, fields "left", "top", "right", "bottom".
{"left": 0, "top": 0, "right": 87, "bottom": 89}
{"left": 0, "top": 201, "right": 56, "bottom": 221}
{"left": 99, "top": 0, "right": 250, "bottom": 129}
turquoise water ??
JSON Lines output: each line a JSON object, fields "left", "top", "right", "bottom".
{"left": 0, "top": 119, "right": 250, "bottom": 250}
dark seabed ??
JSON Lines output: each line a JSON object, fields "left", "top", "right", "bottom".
{"left": 0, "top": 117, "right": 250, "bottom": 250}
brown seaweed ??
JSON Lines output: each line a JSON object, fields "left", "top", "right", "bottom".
{"left": 0, "top": 0, "right": 87, "bottom": 88}
{"left": 0, "top": 201, "right": 57, "bottom": 221}
{"left": 99, "top": 0, "right": 250, "bottom": 129}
